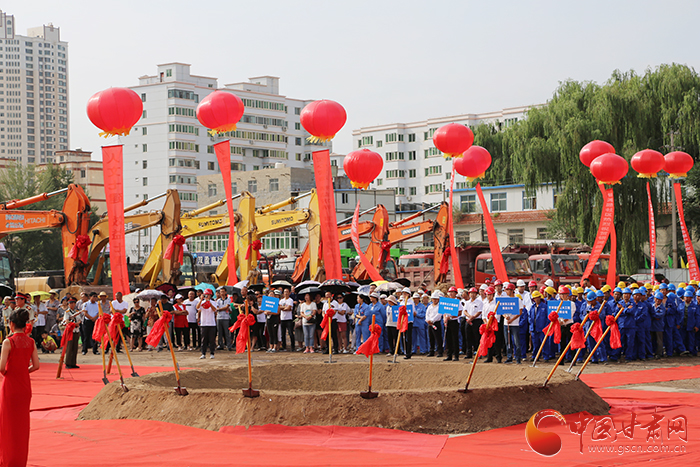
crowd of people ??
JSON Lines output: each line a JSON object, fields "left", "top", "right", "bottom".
{"left": 0, "top": 277, "right": 698, "bottom": 368}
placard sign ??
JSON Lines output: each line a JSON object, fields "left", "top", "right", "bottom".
{"left": 260, "top": 296, "right": 280, "bottom": 313}
{"left": 495, "top": 297, "right": 520, "bottom": 315}
{"left": 547, "top": 300, "right": 574, "bottom": 320}
{"left": 438, "top": 297, "right": 460, "bottom": 317}
{"left": 390, "top": 303, "right": 414, "bottom": 323}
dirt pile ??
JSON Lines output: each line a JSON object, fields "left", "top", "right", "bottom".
{"left": 79, "top": 361, "right": 609, "bottom": 434}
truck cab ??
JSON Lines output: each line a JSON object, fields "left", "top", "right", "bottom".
{"left": 529, "top": 253, "right": 582, "bottom": 288}
{"left": 577, "top": 253, "right": 614, "bottom": 288}
{"left": 474, "top": 253, "right": 532, "bottom": 286}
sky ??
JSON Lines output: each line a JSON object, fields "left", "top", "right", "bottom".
{"left": 7, "top": 0, "right": 700, "bottom": 156}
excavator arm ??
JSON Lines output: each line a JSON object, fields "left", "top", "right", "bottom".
{"left": 350, "top": 205, "right": 390, "bottom": 281}
{"left": 432, "top": 203, "right": 450, "bottom": 283}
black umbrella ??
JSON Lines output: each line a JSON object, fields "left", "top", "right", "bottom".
{"left": 156, "top": 283, "right": 177, "bottom": 294}
{"left": 177, "top": 286, "right": 195, "bottom": 297}
{"left": 296, "top": 280, "right": 320, "bottom": 289}
{"left": 320, "top": 279, "right": 351, "bottom": 295}
{"left": 344, "top": 292, "right": 359, "bottom": 308}
{"left": 296, "top": 286, "right": 322, "bottom": 296}
{"left": 248, "top": 283, "right": 266, "bottom": 292}
{"left": 346, "top": 281, "right": 361, "bottom": 291}
{"left": 395, "top": 278, "right": 411, "bottom": 288}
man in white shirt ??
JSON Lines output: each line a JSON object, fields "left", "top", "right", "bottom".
{"left": 215, "top": 287, "right": 232, "bottom": 351}
{"left": 321, "top": 293, "right": 341, "bottom": 354}
{"left": 503, "top": 283, "right": 524, "bottom": 364}
{"left": 82, "top": 292, "right": 101, "bottom": 355}
{"left": 32, "top": 294, "right": 48, "bottom": 350}
{"left": 111, "top": 291, "right": 129, "bottom": 352}
{"left": 278, "top": 288, "right": 295, "bottom": 351}
{"left": 183, "top": 290, "right": 200, "bottom": 350}
{"left": 463, "top": 287, "right": 483, "bottom": 359}
{"left": 425, "top": 291, "right": 443, "bottom": 357}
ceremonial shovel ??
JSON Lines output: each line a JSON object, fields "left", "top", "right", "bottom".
{"left": 158, "top": 303, "right": 187, "bottom": 396}
{"left": 242, "top": 300, "right": 260, "bottom": 398}
{"left": 111, "top": 303, "right": 139, "bottom": 377}
{"left": 360, "top": 315, "right": 379, "bottom": 399}
{"left": 102, "top": 312, "right": 128, "bottom": 392}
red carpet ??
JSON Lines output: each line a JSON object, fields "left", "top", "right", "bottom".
{"left": 580, "top": 365, "right": 700, "bottom": 389}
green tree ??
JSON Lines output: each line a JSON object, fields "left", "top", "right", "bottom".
{"left": 0, "top": 163, "right": 76, "bottom": 271}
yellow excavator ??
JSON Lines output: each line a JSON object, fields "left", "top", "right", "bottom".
{"left": 212, "top": 190, "right": 321, "bottom": 286}
{"left": 137, "top": 194, "right": 242, "bottom": 288}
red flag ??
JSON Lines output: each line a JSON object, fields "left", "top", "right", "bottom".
{"left": 542, "top": 312, "right": 561, "bottom": 344}
{"left": 60, "top": 322, "right": 77, "bottom": 348}
{"left": 351, "top": 200, "right": 383, "bottom": 282}
{"left": 447, "top": 164, "right": 464, "bottom": 288}
{"left": 397, "top": 306, "right": 409, "bottom": 333}
{"left": 108, "top": 312, "right": 125, "bottom": 343}
{"left": 478, "top": 311, "right": 499, "bottom": 356}
{"left": 213, "top": 141, "right": 238, "bottom": 285}
{"left": 605, "top": 314, "right": 622, "bottom": 349}
{"left": 674, "top": 182, "right": 699, "bottom": 280}
{"left": 68, "top": 234, "right": 91, "bottom": 264}
{"left": 439, "top": 248, "right": 450, "bottom": 276}
{"left": 647, "top": 181, "right": 657, "bottom": 282}
{"left": 570, "top": 323, "right": 585, "bottom": 349}
{"left": 92, "top": 314, "right": 111, "bottom": 347}
{"left": 321, "top": 308, "right": 335, "bottom": 340}
{"left": 25, "top": 322, "right": 33, "bottom": 335}
{"left": 163, "top": 234, "right": 186, "bottom": 265}
{"left": 587, "top": 310, "right": 603, "bottom": 341}
{"left": 356, "top": 323, "right": 382, "bottom": 357}
{"left": 230, "top": 313, "right": 256, "bottom": 354}
{"left": 102, "top": 145, "right": 130, "bottom": 295}
{"left": 475, "top": 183, "right": 507, "bottom": 282}
{"left": 145, "top": 310, "right": 171, "bottom": 347}
{"left": 582, "top": 186, "right": 614, "bottom": 285}
{"left": 313, "top": 149, "right": 342, "bottom": 280}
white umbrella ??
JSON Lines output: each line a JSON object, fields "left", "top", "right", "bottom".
{"left": 234, "top": 280, "right": 249, "bottom": 289}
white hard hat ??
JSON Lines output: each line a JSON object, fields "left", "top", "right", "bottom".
{"left": 412, "top": 292, "right": 420, "bottom": 298}
{"left": 479, "top": 284, "right": 488, "bottom": 290}
{"left": 430, "top": 291, "right": 442, "bottom": 299}
{"left": 544, "top": 279, "right": 555, "bottom": 288}
{"left": 379, "top": 294, "right": 387, "bottom": 299}
{"left": 516, "top": 280, "right": 526, "bottom": 287}
{"left": 370, "top": 292, "right": 380, "bottom": 298}
{"left": 402, "top": 287, "right": 411, "bottom": 294}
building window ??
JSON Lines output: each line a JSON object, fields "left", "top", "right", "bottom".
{"left": 294, "top": 107, "right": 301, "bottom": 115}
{"left": 522, "top": 191, "right": 536, "bottom": 210}
{"left": 360, "top": 136, "right": 373, "bottom": 146}
{"left": 460, "top": 194, "right": 476, "bottom": 213}
{"left": 376, "top": 179, "right": 383, "bottom": 186}
{"left": 537, "top": 227, "right": 548, "bottom": 239}
{"left": 166, "top": 69, "right": 172, "bottom": 77}
{"left": 409, "top": 169, "right": 416, "bottom": 178}
{"left": 248, "top": 180, "right": 257, "bottom": 193}
{"left": 144, "top": 194, "right": 149, "bottom": 201}
{"left": 508, "top": 228, "right": 524, "bottom": 244}
{"left": 142, "top": 110, "right": 147, "bottom": 119}
{"left": 408, "top": 151, "right": 416, "bottom": 161}
{"left": 424, "top": 165, "right": 442, "bottom": 176}
{"left": 341, "top": 193, "right": 349, "bottom": 204}
{"left": 409, "top": 187, "right": 417, "bottom": 196}
{"left": 142, "top": 160, "right": 147, "bottom": 169}
{"left": 142, "top": 144, "right": 147, "bottom": 152}
{"left": 80, "top": 169, "right": 86, "bottom": 178}
{"left": 208, "top": 183, "right": 217, "bottom": 197}
{"left": 490, "top": 192, "right": 507, "bottom": 212}
{"left": 377, "top": 141, "right": 383, "bottom": 148}
{"left": 295, "top": 122, "right": 301, "bottom": 130}
{"left": 231, "top": 182, "right": 237, "bottom": 194}
{"left": 408, "top": 133, "right": 416, "bottom": 142}
{"left": 141, "top": 93, "right": 146, "bottom": 102}
{"left": 295, "top": 137, "right": 302, "bottom": 146}
{"left": 208, "top": 161, "right": 215, "bottom": 171}
{"left": 296, "top": 153, "right": 301, "bottom": 161}
{"left": 269, "top": 178, "right": 279, "bottom": 192}
{"left": 142, "top": 177, "right": 148, "bottom": 186}
{"left": 142, "top": 127, "right": 147, "bottom": 135}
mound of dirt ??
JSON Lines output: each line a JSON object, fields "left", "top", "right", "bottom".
{"left": 79, "top": 361, "right": 609, "bottom": 434}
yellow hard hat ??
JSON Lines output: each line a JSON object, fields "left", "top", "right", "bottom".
{"left": 653, "top": 285, "right": 660, "bottom": 291}
{"left": 617, "top": 281, "right": 626, "bottom": 288}
{"left": 690, "top": 280, "right": 698, "bottom": 286}
{"left": 679, "top": 282, "right": 687, "bottom": 288}
{"left": 644, "top": 283, "right": 652, "bottom": 289}
{"left": 531, "top": 291, "right": 542, "bottom": 299}
{"left": 576, "top": 287, "right": 585, "bottom": 294}
{"left": 601, "top": 284, "right": 612, "bottom": 293}
{"left": 630, "top": 283, "right": 639, "bottom": 289}
{"left": 545, "top": 286, "right": 557, "bottom": 296}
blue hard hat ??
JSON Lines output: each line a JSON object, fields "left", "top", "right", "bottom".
{"left": 622, "top": 287, "right": 632, "bottom": 294}
{"left": 686, "top": 285, "right": 695, "bottom": 294}
{"left": 613, "top": 287, "right": 623, "bottom": 293}
{"left": 595, "top": 290, "right": 605, "bottom": 298}
{"left": 659, "top": 283, "right": 668, "bottom": 290}
{"left": 684, "top": 290, "right": 694, "bottom": 298}
{"left": 677, "top": 288, "right": 685, "bottom": 296}
{"left": 668, "top": 284, "right": 676, "bottom": 291}
{"left": 654, "top": 292, "right": 664, "bottom": 300}
{"left": 639, "top": 286, "right": 647, "bottom": 294}
{"left": 632, "top": 289, "right": 642, "bottom": 295}
{"left": 668, "top": 292, "right": 677, "bottom": 300}
{"left": 586, "top": 291, "right": 597, "bottom": 301}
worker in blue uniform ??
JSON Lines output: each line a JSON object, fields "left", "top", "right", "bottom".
{"left": 633, "top": 289, "right": 653, "bottom": 360}
{"left": 529, "top": 291, "right": 549, "bottom": 361}
{"left": 616, "top": 287, "right": 637, "bottom": 361}
{"left": 650, "top": 292, "right": 665, "bottom": 359}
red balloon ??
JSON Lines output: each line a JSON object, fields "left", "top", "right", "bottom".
{"left": 631, "top": 149, "right": 665, "bottom": 177}
{"left": 196, "top": 91, "right": 245, "bottom": 135}
{"left": 580, "top": 140, "right": 615, "bottom": 168}
{"left": 590, "top": 153, "right": 628, "bottom": 184}
{"left": 454, "top": 146, "right": 492, "bottom": 181}
{"left": 343, "top": 149, "right": 383, "bottom": 189}
{"left": 300, "top": 100, "right": 347, "bottom": 142}
{"left": 664, "top": 151, "right": 694, "bottom": 178}
{"left": 432, "top": 123, "right": 474, "bottom": 158}
{"left": 87, "top": 87, "right": 142, "bottom": 137}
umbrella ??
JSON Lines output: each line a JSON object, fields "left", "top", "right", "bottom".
{"left": 30, "top": 291, "right": 50, "bottom": 299}
{"left": 296, "top": 286, "right": 322, "bottom": 297}
{"left": 156, "top": 283, "right": 177, "bottom": 295}
{"left": 395, "top": 278, "right": 411, "bottom": 288}
{"left": 271, "top": 280, "right": 292, "bottom": 289}
{"left": 370, "top": 280, "right": 388, "bottom": 286}
{"left": 0, "top": 284, "right": 13, "bottom": 299}
{"left": 195, "top": 283, "right": 216, "bottom": 293}
{"left": 319, "top": 279, "right": 351, "bottom": 295}
{"left": 346, "top": 281, "right": 360, "bottom": 291}
{"left": 248, "top": 283, "right": 265, "bottom": 292}
{"left": 357, "top": 285, "right": 371, "bottom": 296}
{"left": 136, "top": 289, "right": 164, "bottom": 301}
{"left": 376, "top": 282, "right": 403, "bottom": 294}
{"left": 296, "top": 280, "right": 320, "bottom": 289}
{"left": 177, "top": 286, "right": 195, "bottom": 297}
{"left": 344, "top": 292, "right": 359, "bottom": 308}
{"left": 233, "top": 280, "right": 249, "bottom": 289}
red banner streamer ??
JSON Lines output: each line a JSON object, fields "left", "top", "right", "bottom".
{"left": 214, "top": 141, "right": 238, "bottom": 285}
{"left": 101, "top": 145, "right": 129, "bottom": 295}
{"left": 606, "top": 186, "right": 617, "bottom": 287}
{"left": 581, "top": 186, "right": 614, "bottom": 285}
{"left": 647, "top": 181, "right": 656, "bottom": 281}
{"left": 674, "top": 182, "right": 700, "bottom": 280}
{"left": 351, "top": 200, "right": 383, "bottom": 282}
{"left": 313, "top": 149, "right": 342, "bottom": 280}
{"left": 475, "top": 183, "right": 507, "bottom": 281}
{"left": 448, "top": 163, "right": 464, "bottom": 288}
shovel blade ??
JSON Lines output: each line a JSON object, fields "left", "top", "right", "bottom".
{"left": 457, "top": 388, "right": 470, "bottom": 394}
{"left": 242, "top": 388, "right": 260, "bottom": 398}
{"left": 175, "top": 387, "right": 188, "bottom": 396}
{"left": 102, "top": 377, "right": 109, "bottom": 385}
{"left": 131, "top": 371, "right": 140, "bottom": 377}
{"left": 120, "top": 383, "right": 129, "bottom": 393}
{"left": 360, "top": 390, "right": 379, "bottom": 399}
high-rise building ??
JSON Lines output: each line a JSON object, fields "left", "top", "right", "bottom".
{"left": 334, "top": 106, "right": 535, "bottom": 211}
{"left": 0, "top": 9, "right": 69, "bottom": 164}
{"left": 122, "top": 63, "right": 329, "bottom": 261}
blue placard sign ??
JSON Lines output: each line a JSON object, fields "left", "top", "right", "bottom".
{"left": 548, "top": 300, "right": 574, "bottom": 320}
{"left": 438, "top": 297, "right": 460, "bottom": 317}
{"left": 391, "top": 303, "right": 415, "bottom": 323}
{"left": 495, "top": 297, "right": 519, "bottom": 315}
{"left": 260, "top": 296, "right": 280, "bottom": 313}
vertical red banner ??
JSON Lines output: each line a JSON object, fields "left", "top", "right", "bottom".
{"left": 582, "top": 186, "right": 614, "bottom": 284}
{"left": 647, "top": 181, "right": 656, "bottom": 282}
{"left": 101, "top": 145, "right": 129, "bottom": 296}
{"left": 351, "top": 200, "right": 383, "bottom": 282}
{"left": 214, "top": 141, "right": 238, "bottom": 285}
{"left": 475, "top": 183, "right": 507, "bottom": 282}
{"left": 312, "top": 149, "right": 342, "bottom": 280}
{"left": 673, "top": 182, "right": 699, "bottom": 280}
{"left": 447, "top": 163, "right": 463, "bottom": 288}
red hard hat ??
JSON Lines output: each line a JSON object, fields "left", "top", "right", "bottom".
{"left": 539, "top": 285, "right": 546, "bottom": 293}
{"left": 558, "top": 286, "right": 571, "bottom": 295}
{"left": 469, "top": 287, "right": 478, "bottom": 293}
{"left": 528, "top": 281, "right": 537, "bottom": 287}
{"left": 505, "top": 283, "right": 516, "bottom": 290}
{"left": 485, "top": 286, "right": 495, "bottom": 295}
{"left": 448, "top": 286, "right": 458, "bottom": 292}
{"left": 494, "top": 280, "right": 503, "bottom": 286}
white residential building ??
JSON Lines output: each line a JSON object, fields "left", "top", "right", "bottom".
{"left": 334, "top": 106, "right": 533, "bottom": 210}
{"left": 120, "top": 63, "right": 330, "bottom": 261}
{"left": 0, "top": 9, "right": 69, "bottom": 164}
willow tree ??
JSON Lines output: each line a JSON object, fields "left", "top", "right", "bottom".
{"left": 502, "top": 64, "right": 700, "bottom": 274}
